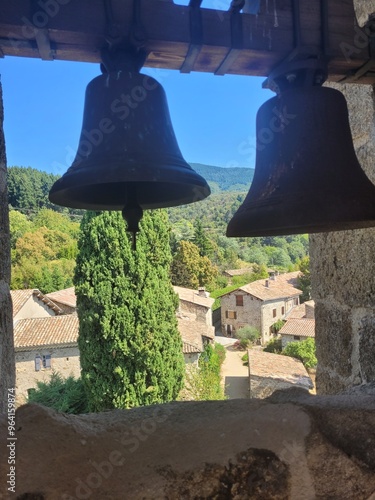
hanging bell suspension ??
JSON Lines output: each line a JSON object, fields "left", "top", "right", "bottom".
{"left": 227, "top": 61, "right": 375, "bottom": 237}
{"left": 49, "top": 48, "right": 210, "bottom": 244}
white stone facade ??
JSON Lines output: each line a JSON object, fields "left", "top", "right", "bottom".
{"left": 15, "top": 346, "right": 80, "bottom": 405}
{"left": 221, "top": 292, "right": 298, "bottom": 344}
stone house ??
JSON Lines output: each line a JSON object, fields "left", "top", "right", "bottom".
{"left": 14, "top": 314, "right": 80, "bottom": 405}
{"left": 10, "top": 289, "right": 79, "bottom": 404}
{"left": 220, "top": 272, "right": 302, "bottom": 344}
{"left": 174, "top": 286, "right": 215, "bottom": 365}
{"left": 248, "top": 350, "right": 313, "bottom": 398}
{"left": 279, "top": 300, "right": 315, "bottom": 349}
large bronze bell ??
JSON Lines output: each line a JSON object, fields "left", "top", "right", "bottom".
{"left": 49, "top": 49, "right": 210, "bottom": 235}
{"left": 227, "top": 85, "right": 375, "bottom": 237}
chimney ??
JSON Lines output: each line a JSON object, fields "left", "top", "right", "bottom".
{"left": 198, "top": 287, "right": 207, "bottom": 297}
{"left": 265, "top": 279, "right": 269, "bottom": 288}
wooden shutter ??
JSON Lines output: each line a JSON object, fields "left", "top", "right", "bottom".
{"left": 35, "top": 355, "right": 41, "bottom": 371}
{"left": 45, "top": 354, "right": 51, "bottom": 369}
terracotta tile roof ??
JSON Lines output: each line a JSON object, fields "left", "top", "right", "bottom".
{"left": 287, "top": 304, "right": 307, "bottom": 319}
{"left": 46, "top": 287, "right": 77, "bottom": 308}
{"left": 182, "top": 341, "right": 201, "bottom": 354}
{"left": 249, "top": 350, "right": 313, "bottom": 390}
{"left": 14, "top": 314, "right": 79, "bottom": 350}
{"left": 238, "top": 274, "right": 302, "bottom": 301}
{"left": 224, "top": 268, "right": 254, "bottom": 277}
{"left": 11, "top": 289, "right": 35, "bottom": 316}
{"left": 173, "top": 286, "right": 214, "bottom": 309}
{"left": 279, "top": 318, "right": 315, "bottom": 338}
{"left": 177, "top": 313, "right": 215, "bottom": 353}
{"left": 11, "top": 289, "right": 62, "bottom": 317}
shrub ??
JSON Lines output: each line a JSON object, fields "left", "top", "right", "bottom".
{"left": 271, "top": 319, "right": 285, "bottom": 334}
{"left": 241, "top": 352, "right": 249, "bottom": 365}
{"left": 264, "top": 337, "right": 283, "bottom": 354}
{"left": 27, "top": 372, "right": 89, "bottom": 414}
{"left": 180, "top": 343, "right": 226, "bottom": 401}
{"left": 236, "top": 325, "right": 260, "bottom": 349}
{"left": 283, "top": 338, "right": 317, "bottom": 369}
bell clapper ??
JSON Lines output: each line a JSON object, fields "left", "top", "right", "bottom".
{"left": 122, "top": 199, "right": 144, "bottom": 251}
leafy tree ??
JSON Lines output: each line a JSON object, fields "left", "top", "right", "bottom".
{"left": 27, "top": 372, "right": 89, "bottom": 414}
{"left": 11, "top": 223, "right": 77, "bottom": 292}
{"left": 74, "top": 210, "right": 185, "bottom": 411}
{"left": 283, "top": 338, "right": 317, "bottom": 369}
{"left": 9, "top": 210, "right": 32, "bottom": 248}
{"left": 193, "top": 219, "right": 213, "bottom": 258}
{"left": 32, "top": 208, "right": 80, "bottom": 237}
{"left": 170, "top": 240, "right": 218, "bottom": 289}
{"left": 297, "top": 256, "right": 311, "bottom": 302}
{"left": 242, "top": 246, "right": 268, "bottom": 266}
{"left": 266, "top": 247, "right": 292, "bottom": 269}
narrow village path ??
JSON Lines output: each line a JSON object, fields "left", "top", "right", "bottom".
{"left": 215, "top": 336, "right": 250, "bottom": 399}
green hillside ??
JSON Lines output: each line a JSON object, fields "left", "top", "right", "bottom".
{"left": 190, "top": 163, "right": 254, "bottom": 193}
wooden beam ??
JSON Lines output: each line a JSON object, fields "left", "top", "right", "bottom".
{"left": 0, "top": 0, "right": 373, "bottom": 83}
{"left": 35, "top": 29, "right": 54, "bottom": 60}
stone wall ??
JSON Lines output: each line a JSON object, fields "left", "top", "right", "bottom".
{"left": 15, "top": 346, "right": 81, "bottom": 405}
{"left": 2, "top": 394, "right": 374, "bottom": 499}
{"left": 311, "top": 82, "right": 375, "bottom": 393}
{"left": 354, "top": 0, "right": 375, "bottom": 26}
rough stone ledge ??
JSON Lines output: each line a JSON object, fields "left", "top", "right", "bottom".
{"left": 0, "top": 396, "right": 375, "bottom": 500}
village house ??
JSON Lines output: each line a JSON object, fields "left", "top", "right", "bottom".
{"left": 10, "top": 289, "right": 79, "bottom": 404}
{"left": 279, "top": 300, "right": 315, "bottom": 349}
{"left": 12, "top": 285, "right": 215, "bottom": 402}
{"left": 14, "top": 314, "right": 80, "bottom": 405}
{"left": 220, "top": 272, "right": 302, "bottom": 344}
{"left": 248, "top": 349, "right": 314, "bottom": 398}
{"left": 174, "top": 286, "right": 215, "bottom": 364}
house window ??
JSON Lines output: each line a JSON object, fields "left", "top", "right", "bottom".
{"left": 293, "top": 335, "right": 301, "bottom": 341}
{"left": 273, "top": 308, "right": 277, "bottom": 318}
{"left": 236, "top": 295, "right": 243, "bottom": 306}
{"left": 35, "top": 355, "right": 41, "bottom": 371}
{"left": 282, "top": 306, "right": 285, "bottom": 315}
{"left": 226, "top": 310, "right": 237, "bottom": 320}
{"left": 294, "top": 298, "right": 299, "bottom": 305}
{"left": 42, "top": 354, "right": 52, "bottom": 369}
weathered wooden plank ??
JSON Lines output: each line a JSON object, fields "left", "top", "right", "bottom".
{"left": 0, "top": 0, "right": 372, "bottom": 82}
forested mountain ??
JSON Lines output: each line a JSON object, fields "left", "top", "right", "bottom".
{"left": 7, "top": 166, "right": 84, "bottom": 217}
{"left": 190, "top": 163, "right": 254, "bottom": 193}
{"left": 7, "top": 165, "right": 309, "bottom": 294}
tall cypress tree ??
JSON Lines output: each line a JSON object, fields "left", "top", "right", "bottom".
{"left": 74, "top": 209, "right": 185, "bottom": 411}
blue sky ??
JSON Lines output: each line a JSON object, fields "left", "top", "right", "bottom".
{"left": 1, "top": 49, "right": 272, "bottom": 177}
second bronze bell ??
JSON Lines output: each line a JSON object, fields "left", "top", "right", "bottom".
{"left": 49, "top": 50, "right": 210, "bottom": 222}
{"left": 227, "top": 85, "right": 375, "bottom": 237}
